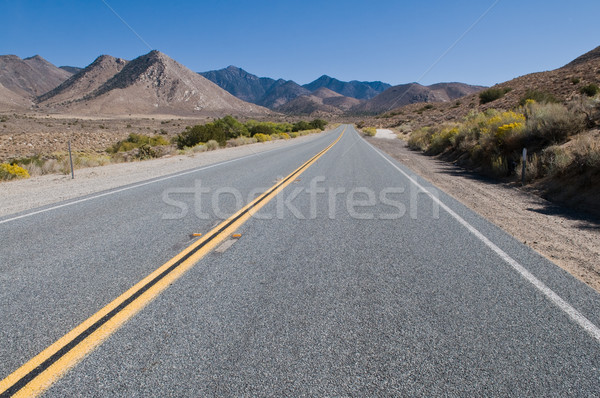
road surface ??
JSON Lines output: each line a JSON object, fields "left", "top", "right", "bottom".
{"left": 1, "top": 125, "right": 599, "bottom": 396}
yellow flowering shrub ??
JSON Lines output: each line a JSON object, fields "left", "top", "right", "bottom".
{"left": 254, "top": 133, "right": 272, "bottom": 142}
{"left": 0, "top": 163, "right": 30, "bottom": 180}
{"left": 429, "top": 126, "right": 459, "bottom": 154}
{"left": 362, "top": 127, "right": 377, "bottom": 136}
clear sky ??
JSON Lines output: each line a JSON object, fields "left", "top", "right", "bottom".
{"left": 1, "top": 0, "right": 599, "bottom": 87}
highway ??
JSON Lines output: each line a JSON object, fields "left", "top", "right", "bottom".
{"left": 1, "top": 125, "right": 599, "bottom": 396}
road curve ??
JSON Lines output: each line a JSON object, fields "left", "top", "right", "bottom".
{"left": 1, "top": 125, "right": 599, "bottom": 396}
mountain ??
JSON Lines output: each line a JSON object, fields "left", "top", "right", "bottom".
{"left": 0, "top": 54, "right": 71, "bottom": 97}
{"left": 59, "top": 66, "right": 83, "bottom": 74}
{"left": 200, "top": 66, "right": 276, "bottom": 104}
{"left": 353, "top": 82, "right": 485, "bottom": 114}
{"left": 302, "top": 75, "right": 391, "bottom": 100}
{"left": 0, "top": 81, "right": 32, "bottom": 110}
{"left": 276, "top": 87, "right": 361, "bottom": 115}
{"left": 564, "top": 45, "right": 600, "bottom": 68}
{"left": 200, "top": 66, "right": 309, "bottom": 108}
{"left": 200, "top": 67, "right": 390, "bottom": 109}
{"left": 38, "top": 55, "right": 129, "bottom": 105}
{"left": 258, "top": 79, "right": 310, "bottom": 109}
{"left": 373, "top": 44, "right": 600, "bottom": 132}
{"left": 37, "top": 51, "right": 270, "bottom": 116}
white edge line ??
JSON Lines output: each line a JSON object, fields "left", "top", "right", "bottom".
{"left": 0, "top": 131, "right": 338, "bottom": 225}
{"left": 361, "top": 131, "right": 600, "bottom": 343}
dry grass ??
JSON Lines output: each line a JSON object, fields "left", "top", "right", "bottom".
{"left": 361, "top": 127, "right": 377, "bottom": 136}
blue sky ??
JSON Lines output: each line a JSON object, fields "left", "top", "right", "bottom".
{"left": 1, "top": 0, "right": 599, "bottom": 87}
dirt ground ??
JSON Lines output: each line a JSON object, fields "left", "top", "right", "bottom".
{"left": 0, "top": 112, "right": 216, "bottom": 162}
{"left": 0, "top": 112, "right": 322, "bottom": 162}
{"left": 0, "top": 132, "right": 325, "bottom": 218}
{"left": 367, "top": 136, "right": 600, "bottom": 293}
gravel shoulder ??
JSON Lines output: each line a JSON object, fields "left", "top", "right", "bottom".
{"left": 0, "top": 133, "right": 324, "bottom": 218}
{"left": 367, "top": 136, "right": 600, "bottom": 293}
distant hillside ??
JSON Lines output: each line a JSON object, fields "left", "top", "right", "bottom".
{"left": 37, "top": 51, "right": 270, "bottom": 117}
{"left": 38, "top": 55, "right": 128, "bottom": 105}
{"left": 200, "top": 66, "right": 310, "bottom": 109}
{"left": 59, "top": 66, "right": 83, "bottom": 74}
{"left": 201, "top": 67, "right": 391, "bottom": 109}
{"left": 0, "top": 81, "right": 32, "bottom": 110}
{"left": 200, "top": 66, "right": 276, "bottom": 104}
{"left": 564, "top": 45, "right": 600, "bottom": 68}
{"left": 276, "top": 88, "right": 361, "bottom": 115}
{"left": 258, "top": 80, "right": 310, "bottom": 109}
{"left": 373, "top": 44, "right": 600, "bottom": 132}
{"left": 302, "top": 75, "right": 390, "bottom": 100}
{"left": 353, "top": 82, "right": 485, "bottom": 114}
{"left": 0, "top": 54, "right": 71, "bottom": 97}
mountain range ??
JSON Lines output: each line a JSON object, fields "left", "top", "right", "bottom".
{"left": 200, "top": 66, "right": 484, "bottom": 115}
{"left": 0, "top": 55, "right": 71, "bottom": 98}
{"left": 35, "top": 51, "right": 269, "bottom": 116}
{"left": 0, "top": 51, "right": 485, "bottom": 117}
{"left": 199, "top": 66, "right": 391, "bottom": 110}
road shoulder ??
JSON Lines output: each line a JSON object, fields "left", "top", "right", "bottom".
{"left": 367, "top": 136, "right": 600, "bottom": 293}
{"left": 0, "top": 133, "right": 327, "bottom": 218}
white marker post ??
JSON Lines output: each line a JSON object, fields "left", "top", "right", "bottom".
{"left": 68, "top": 140, "right": 74, "bottom": 179}
{"left": 521, "top": 148, "right": 527, "bottom": 186}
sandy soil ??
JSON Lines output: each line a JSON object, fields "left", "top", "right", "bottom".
{"left": 0, "top": 133, "right": 323, "bottom": 217}
{"left": 375, "top": 129, "right": 397, "bottom": 139}
{"left": 367, "top": 136, "right": 600, "bottom": 293}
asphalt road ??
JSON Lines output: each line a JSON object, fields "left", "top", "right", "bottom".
{"left": 1, "top": 125, "right": 599, "bottom": 396}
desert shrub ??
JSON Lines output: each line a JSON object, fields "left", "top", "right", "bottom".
{"left": 570, "top": 136, "right": 600, "bottom": 169}
{"left": 580, "top": 84, "right": 600, "bottom": 97}
{"left": 215, "top": 115, "right": 249, "bottom": 138}
{"left": 254, "top": 133, "right": 272, "bottom": 142}
{"left": 228, "top": 136, "right": 257, "bottom": 146}
{"left": 539, "top": 145, "right": 574, "bottom": 177}
{"left": 176, "top": 124, "right": 226, "bottom": 148}
{"left": 108, "top": 133, "right": 169, "bottom": 153}
{"left": 429, "top": 126, "right": 459, "bottom": 155}
{"left": 297, "top": 129, "right": 320, "bottom": 136}
{"left": 490, "top": 155, "right": 509, "bottom": 177}
{"left": 518, "top": 153, "right": 541, "bottom": 182}
{"left": 292, "top": 121, "right": 312, "bottom": 132}
{"left": 249, "top": 123, "right": 280, "bottom": 136}
{"left": 0, "top": 163, "right": 30, "bottom": 180}
{"left": 178, "top": 144, "right": 207, "bottom": 156}
{"left": 134, "top": 145, "right": 154, "bottom": 160}
{"left": 292, "top": 119, "right": 327, "bottom": 132}
{"left": 408, "top": 127, "right": 432, "bottom": 151}
{"left": 41, "top": 158, "right": 67, "bottom": 175}
{"left": 290, "top": 132, "right": 299, "bottom": 138}
{"left": 479, "top": 87, "right": 512, "bottom": 104}
{"left": 571, "top": 77, "right": 581, "bottom": 85}
{"left": 177, "top": 116, "right": 324, "bottom": 148}
{"left": 206, "top": 140, "right": 219, "bottom": 150}
{"left": 362, "top": 127, "right": 377, "bottom": 136}
{"left": 518, "top": 89, "right": 558, "bottom": 106}
{"left": 279, "top": 133, "right": 290, "bottom": 140}
{"left": 73, "top": 153, "right": 112, "bottom": 168}
{"left": 524, "top": 102, "right": 585, "bottom": 146}
{"left": 567, "top": 96, "right": 600, "bottom": 128}
{"left": 453, "top": 110, "right": 525, "bottom": 157}
{"left": 310, "top": 119, "right": 328, "bottom": 130}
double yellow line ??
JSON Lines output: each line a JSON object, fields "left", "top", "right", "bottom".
{"left": 0, "top": 128, "right": 345, "bottom": 397}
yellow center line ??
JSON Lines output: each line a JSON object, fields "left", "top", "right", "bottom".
{"left": 0, "top": 127, "right": 345, "bottom": 398}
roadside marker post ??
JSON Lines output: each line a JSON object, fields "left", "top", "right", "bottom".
{"left": 521, "top": 148, "right": 527, "bottom": 186}
{"left": 68, "top": 140, "right": 75, "bottom": 180}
